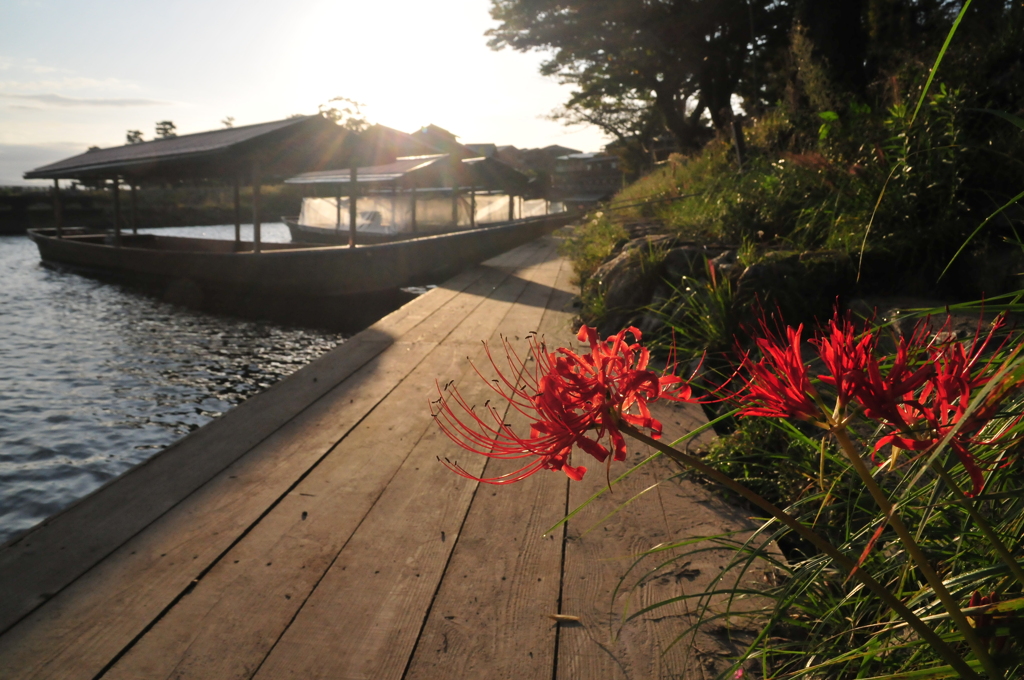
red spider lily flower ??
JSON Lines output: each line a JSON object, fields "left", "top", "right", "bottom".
{"left": 736, "top": 323, "right": 821, "bottom": 422}
{"left": 871, "top": 315, "right": 1024, "bottom": 495}
{"left": 433, "top": 327, "right": 697, "bottom": 484}
{"left": 846, "top": 321, "right": 936, "bottom": 430}
{"left": 811, "top": 312, "right": 876, "bottom": 408}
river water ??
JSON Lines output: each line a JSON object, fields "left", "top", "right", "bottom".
{"left": 0, "top": 224, "right": 348, "bottom": 545}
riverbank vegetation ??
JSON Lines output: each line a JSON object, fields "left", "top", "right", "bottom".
{"left": 486, "top": 0, "right": 1024, "bottom": 677}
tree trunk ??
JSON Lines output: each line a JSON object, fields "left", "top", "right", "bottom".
{"left": 652, "top": 85, "right": 703, "bottom": 151}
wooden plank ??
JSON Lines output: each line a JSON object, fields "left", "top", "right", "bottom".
{"left": 249, "top": 246, "right": 563, "bottom": 679}
{"left": 99, "top": 242, "right": 564, "bottom": 680}
{"left": 555, "top": 441, "right": 696, "bottom": 679}
{"left": 0, "top": 240, "right": 556, "bottom": 677}
{"left": 554, "top": 397, "right": 772, "bottom": 680}
{"left": 395, "top": 238, "right": 552, "bottom": 347}
{"left": 402, "top": 255, "right": 577, "bottom": 680}
{"left": 0, "top": 238, "right": 529, "bottom": 635}
{"left": 102, "top": 342, "right": 478, "bottom": 680}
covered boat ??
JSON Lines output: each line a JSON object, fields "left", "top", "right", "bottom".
{"left": 23, "top": 117, "right": 571, "bottom": 311}
{"left": 26, "top": 214, "right": 568, "bottom": 298}
{"left": 282, "top": 154, "right": 560, "bottom": 245}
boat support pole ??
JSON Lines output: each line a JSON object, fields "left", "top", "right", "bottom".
{"left": 234, "top": 178, "right": 241, "bottom": 245}
{"left": 470, "top": 186, "right": 476, "bottom": 228}
{"left": 52, "top": 179, "right": 63, "bottom": 239}
{"left": 410, "top": 185, "right": 417, "bottom": 234}
{"left": 348, "top": 165, "right": 357, "bottom": 249}
{"left": 508, "top": 193, "right": 514, "bottom": 222}
{"left": 335, "top": 191, "right": 341, "bottom": 231}
{"left": 130, "top": 183, "right": 138, "bottom": 235}
{"left": 252, "top": 161, "right": 261, "bottom": 254}
{"left": 112, "top": 178, "right": 122, "bottom": 247}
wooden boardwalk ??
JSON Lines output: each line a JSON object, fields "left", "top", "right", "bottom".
{"left": 0, "top": 235, "right": 766, "bottom": 680}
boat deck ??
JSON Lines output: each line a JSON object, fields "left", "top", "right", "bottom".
{"left": 0, "top": 235, "right": 766, "bottom": 679}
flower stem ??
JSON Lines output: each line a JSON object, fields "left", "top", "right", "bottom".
{"left": 832, "top": 427, "right": 1000, "bottom": 679}
{"left": 620, "top": 424, "right": 979, "bottom": 680}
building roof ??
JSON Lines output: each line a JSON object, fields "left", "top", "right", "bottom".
{"left": 24, "top": 116, "right": 351, "bottom": 182}
{"left": 558, "top": 152, "right": 618, "bottom": 161}
{"left": 462, "top": 156, "right": 530, "bottom": 194}
{"left": 285, "top": 155, "right": 449, "bottom": 185}
{"left": 286, "top": 154, "right": 530, "bottom": 193}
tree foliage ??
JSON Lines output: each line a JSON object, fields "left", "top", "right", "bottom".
{"left": 489, "top": 0, "right": 1024, "bottom": 172}
{"left": 319, "top": 96, "right": 369, "bottom": 132}
{"left": 155, "top": 121, "right": 177, "bottom": 139}
{"left": 125, "top": 130, "right": 144, "bottom": 145}
{"left": 488, "top": 0, "right": 791, "bottom": 152}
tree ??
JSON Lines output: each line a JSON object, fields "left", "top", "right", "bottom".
{"left": 487, "top": 0, "right": 791, "bottom": 150}
{"left": 548, "top": 89, "right": 673, "bottom": 173}
{"left": 221, "top": 116, "right": 235, "bottom": 128}
{"left": 795, "top": 0, "right": 869, "bottom": 101}
{"left": 125, "top": 130, "right": 144, "bottom": 145}
{"left": 155, "top": 121, "right": 177, "bottom": 139}
{"left": 319, "top": 96, "right": 369, "bottom": 132}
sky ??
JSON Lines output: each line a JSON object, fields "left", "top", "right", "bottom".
{"left": 0, "top": 0, "right": 610, "bottom": 185}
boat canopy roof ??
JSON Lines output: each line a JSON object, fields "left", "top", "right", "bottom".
{"left": 23, "top": 118, "right": 437, "bottom": 185}
{"left": 285, "top": 154, "right": 530, "bottom": 194}
{"left": 287, "top": 155, "right": 450, "bottom": 186}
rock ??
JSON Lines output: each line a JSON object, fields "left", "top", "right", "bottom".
{"left": 960, "top": 245, "right": 1024, "bottom": 298}
{"left": 708, "top": 250, "right": 741, "bottom": 283}
{"left": 735, "top": 252, "right": 800, "bottom": 301}
{"left": 663, "top": 247, "right": 708, "bottom": 281}
{"left": 590, "top": 249, "right": 660, "bottom": 334}
{"left": 638, "top": 283, "right": 674, "bottom": 337}
{"left": 736, "top": 250, "right": 855, "bottom": 325}
{"left": 663, "top": 245, "right": 733, "bottom": 282}
{"left": 587, "top": 235, "right": 733, "bottom": 333}
{"left": 845, "top": 298, "right": 876, "bottom": 322}
{"left": 710, "top": 250, "right": 737, "bottom": 267}
{"left": 621, "top": 233, "right": 680, "bottom": 254}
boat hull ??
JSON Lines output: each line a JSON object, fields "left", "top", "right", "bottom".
{"left": 28, "top": 215, "right": 571, "bottom": 298}
{"left": 284, "top": 218, "right": 526, "bottom": 246}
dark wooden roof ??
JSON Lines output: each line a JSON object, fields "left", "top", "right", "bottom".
{"left": 24, "top": 116, "right": 353, "bottom": 183}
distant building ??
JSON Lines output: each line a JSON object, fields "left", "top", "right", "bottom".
{"left": 410, "top": 125, "right": 475, "bottom": 159}
{"left": 549, "top": 152, "right": 624, "bottom": 206}
{"left": 518, "top": 145, "right": 582, "bottom": 175}
{"left": 464, "top": 143, "right": 497, "bottom": 158}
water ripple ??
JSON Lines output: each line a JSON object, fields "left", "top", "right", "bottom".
{"left": 0, "top": 225, "right": 342, "bottom": 544}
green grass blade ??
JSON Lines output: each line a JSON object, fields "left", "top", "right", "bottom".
{"left": 909, "top": 0, "right": 973, "bottom": 127}
{"left": 939, "top": 188, "right": 1024, "bottom": 280}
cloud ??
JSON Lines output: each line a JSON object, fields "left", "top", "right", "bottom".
{"left": 0, "top": 142, "right": 85, "bottom": 185}
{"left": 0, "top": 92, "right": 169, "bottom": 107}
{"left": 0, "top": 54, "right": 61, "bottom": 75}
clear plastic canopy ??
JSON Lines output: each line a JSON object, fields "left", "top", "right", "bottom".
{"left": 297, "top": 193, "right": 562, "bottom": 236}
